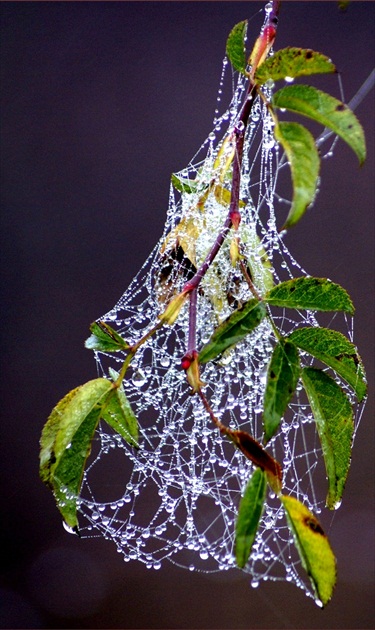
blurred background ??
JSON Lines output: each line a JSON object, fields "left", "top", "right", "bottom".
{"left": 1, "top": 2, "right": 374, "bottom": 628}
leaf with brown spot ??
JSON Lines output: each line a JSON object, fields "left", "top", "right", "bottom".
{"left": 273, "top": 84, "right": 366, "bottom": 164}
{"left": 282, "top": 495, "right": 336, "bottom": 606}
{"left": 255, "top": 47, "right": 335, "bottom": 85}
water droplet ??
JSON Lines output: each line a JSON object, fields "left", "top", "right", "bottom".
{"left": 199, "top": 550, "right": 209, "bottom": 560}
{"left": 259, "top": 369, "right": 268, "bottom": 385}
{"left": 153, "top": 561, "right": 161, "bottom": 570}
{"left": 263, "top": 137, "right": 275, "bottom": 151}
{"left": 160, "top": 356, "right": 170, "bottom": 368}
{"left": 264, "top": 516, "right": 274, "bottom": 529}
{"left": 235, "top": 120, "right": 245, "bottom": 134}
{"left": 189, "top": 564, "right": 195, "bottom": 571}
{"left": 251, "top": 579, "right": 260, "bottom": 588}
{"left": 315, "top": 598, "right": 323, "bottom": 608}
{"left": 284, "top": 76, "right": 294, "bottom": 83}
{"left": 62, "top": 521, "right": 77, "bottom": 535}
{"left": 265, "top": 79, "right": 275, "bottom": 89}
{"left": 334, "top": 499, "right": 342, "bottom": 510}
{"left": 132, "top": 369, "right": 146, "bottom": 387}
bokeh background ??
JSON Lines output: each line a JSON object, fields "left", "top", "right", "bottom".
{"left": 1, "top": 2, "right": 374, "bottom": 628}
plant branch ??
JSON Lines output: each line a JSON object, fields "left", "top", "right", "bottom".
{"left": 180, "top": 1, "right": 281, "bottom": 386}
{"left": 183, "top": 0, "right": 280, "bottom": 296}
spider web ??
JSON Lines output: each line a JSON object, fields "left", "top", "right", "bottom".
{"left": 74, "top": 17, "right": 366, "bottom": 603}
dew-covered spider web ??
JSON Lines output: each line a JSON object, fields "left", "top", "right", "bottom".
{"left": 75, "top": 11, "right": 367, "bottom": 603}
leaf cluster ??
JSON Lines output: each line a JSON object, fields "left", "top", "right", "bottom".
{"left": 199, "top": 274, "right": 366, "bottom": 603}
{"left": 226, "top": 23, "right": 365, "bottom": 230}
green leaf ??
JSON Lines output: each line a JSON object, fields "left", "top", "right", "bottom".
{"left": 226, "top": 20, "right": 247, "bottom": 74}
{"left": 263, "top": 339, "right": 300, "bottom": 442}
{"left": 301, "top": 367, "right": 354, "bottom": 509}
{"left": 40, "top": 378, "right": 113, "bottom": 529}
{"left": 265, "top": 277, "right": 354, "bottom": 315}
{"left": 171, "top": 173, "right": 205, "bottom": 194}
{"left": 282, "top": 495, "right": 336, "bottom": 606}
{"left": 85, "top": 321, "right": 129, "bottom": 352}
{"left": 102, "top": 369, "right": 139, "bottom": 448}
{"left": 255, "top": 48, "right": 335, "bottom": 85}
{"left": 198, "top": 299, "right": 267, "bottom": 364}
{"left": 235, "top": 468, "right": 267, "bottom": 568}
{"left": 273, "top": 84, "right": 366, "bottom": 164}
{"left": 289, "top": 327, "right": 367, "bottom": 401}
{"left": 274, "top": 121, "right": 320, "bottom": 229}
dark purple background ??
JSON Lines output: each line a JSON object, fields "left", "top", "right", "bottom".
{"left": 1, "top": 2, "right": 374, "bottom": 628}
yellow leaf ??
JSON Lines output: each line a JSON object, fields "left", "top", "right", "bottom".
{"left": 160, "top": 215, "right": 201, "bottom": 266}
{"left": 282, "top": 495, "right": 336, "bottom": 606}
{"left": 214, "top": 184, "right": 246, "bottom": 208}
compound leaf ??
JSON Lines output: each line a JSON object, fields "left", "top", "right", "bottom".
{"left": 263, "top": 339, "right": 300, "bottom": 442}
{"left": 226, "top": 20, "right": 248, "bottom": 74}
{"left": 85, "top": 321, "right": 129, "bottom": 353}
{"left": 301, "top": 367, "right": 354, "bottom": 509}
{"left": 273, "top": 84, "right": 366, "bottom": 164}
{"left": 198, "top": 299, "right": 267, "bottom": 364}
{"left": 265, "top": 277, "right": 354, "bottom": 314}
{"left": 235, "top": 468, "right": 267, "bottom": 568}
{"left": 282, "top": 495, "right": 336, "bottom": 606}
{"left": 289, "top": 327, "right": 367, "bottom": 401}
{"left": 40, "top": 378, "right": 113, "bottom": 529}
{"left": 255, "top": 48, "right": 335, "bottom": 85}
{"left": 274, "top": 121, "right": 319, "bottom": 229}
